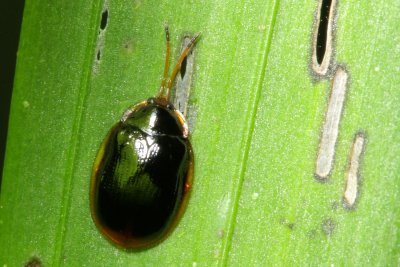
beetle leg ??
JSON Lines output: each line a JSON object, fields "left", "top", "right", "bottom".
{"left": 165, "top": 32, "right": 201, "bottom": 100}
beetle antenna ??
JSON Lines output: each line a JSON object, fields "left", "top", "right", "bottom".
{"left": 158, "top": 25, "right": 170, "bottom": 98}
{"left": 165, "top": 32, "right": 201, "bottom": 100}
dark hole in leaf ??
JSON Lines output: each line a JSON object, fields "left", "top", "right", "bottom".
{"left": 97, "top": 50, "right": 101, "bottom": 61}
{"left": 180, "top": 55, "right": 188, "bottom": 79}
{"left": 100, "top": 9, "right": 108, "bottom": 30}
{"left": 316, "top": 0, "right": 332, "bottom": 64}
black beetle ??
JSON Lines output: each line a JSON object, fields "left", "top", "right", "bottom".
{"left": 90, "top": 27, "right": 200, "bottom": 249}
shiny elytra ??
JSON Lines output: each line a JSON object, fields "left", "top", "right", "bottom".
{"left": 90, "top": 27, "right": 200, "bottom": 250}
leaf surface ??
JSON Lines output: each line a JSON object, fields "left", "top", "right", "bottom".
{"left": 1, "top": 0, "right": 399, "bottom": 266}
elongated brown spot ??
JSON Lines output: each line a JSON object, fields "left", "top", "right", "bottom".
{"left": 343, "top": 132, "right": 366, "bottom": 209}
{"left": 315, "top": 67, "right": 348, "bottom": 180}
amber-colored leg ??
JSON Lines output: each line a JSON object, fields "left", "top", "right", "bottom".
{"left": 165, "top": 32, "right": 201, "bottom": 100}
{"left": 158, "top": 26, "right": 171, "bottom": 98}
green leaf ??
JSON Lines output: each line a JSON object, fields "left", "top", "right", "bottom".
{"left": 1, "top": 0, "right": 399, "bottom": 266}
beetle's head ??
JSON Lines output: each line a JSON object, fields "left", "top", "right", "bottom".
{"left": 122, "top": 98, "right": 188, "bottom": 137}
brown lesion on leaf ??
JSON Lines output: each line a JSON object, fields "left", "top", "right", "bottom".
{"left": 343, "top": 132, "right": 366, "bottom": 209}
{"left": 322, "top": 218, "right": 336, "bottom": 236}
{"left": 172, "top": 35, "right": 199, "bottom": 133}
{"left": 24, "top": 257, "right": 42, "bottom": 267}
{"left": 172, "top": 36, "right": 197, "bottom": 116}
{"left": 280, "top": 217, "right": 296, "bottom": 231}
{"left": 315, "top": 67, "right": 349, "bottom": 181}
